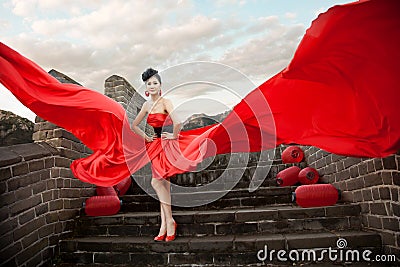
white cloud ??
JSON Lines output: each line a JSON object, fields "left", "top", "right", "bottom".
{"left": 2, "top": 0, "right": 309, "bottom": 119}
{"left": 285, "top": 12, "right": 297, "bottom": 19}
{"left": 214, "top": 0, "right": 247, "bottom": 7}
{"left": 0, "top": 19, "right": 10, "bottom": 31}
{"left": 11, "top": 0, "right": 102, "bottom": 17}
{"left": 220, "top": 21, "right": 304, "bottom": 84}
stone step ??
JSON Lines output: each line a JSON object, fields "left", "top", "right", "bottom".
{"left": 129, "top": 161, "right": 307, "bottom": 195}
{"left": 119, "top": 186, "right": 298, "bottom": 212}
{"left": 74, "top": 204, "right": 361, "bottom": 237}
{"left": 59, "top": 230, "right": 381, "bottom": 266}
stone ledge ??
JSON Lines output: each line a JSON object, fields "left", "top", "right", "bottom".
{"left": 0, "top": 142, "right": 61, "bottom": 169}
{"left": 0, "top": 148, "right": 22, "bottom": 167}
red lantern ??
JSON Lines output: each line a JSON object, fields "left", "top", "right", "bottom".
{"left": 298, "top": 167, "right": 319, "bottom": 185}
{"left": 292, "top": 184, "right": 339, "bottom": 208}
{"left": 83, "top": 195, "right": 122, "bottom": 216}
{"left": 281, "top": 146, "right": 304, "bottom": 163}
{"left": 114, "top": 177, "right": 132, "bottom": 196}
{"left": 276, "top": 166, "right": 301, "bottom": 187}
{"left": 96, "top": 186, "right": 117, "bottom": 196}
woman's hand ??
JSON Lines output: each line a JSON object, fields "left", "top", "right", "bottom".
{"left": 161, "top": 132, "right": 178, "bottom": 140}
{"left": 145, "top": 133, "right": 158, "bottom": 142}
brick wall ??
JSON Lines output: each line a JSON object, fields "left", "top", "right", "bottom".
{"left": 301, "top": 146, "right": 400, "bottom": 256}
{"left": 0, "top": 141, "right": 94, "bottom": 266}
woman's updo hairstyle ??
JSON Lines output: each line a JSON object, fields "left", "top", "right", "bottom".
{"left": 142, "top": 68, "right": 161, "bottom": 84}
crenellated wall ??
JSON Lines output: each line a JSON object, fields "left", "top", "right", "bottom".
{"left": 301, "top": 146, "right": 400, "bottom": 256}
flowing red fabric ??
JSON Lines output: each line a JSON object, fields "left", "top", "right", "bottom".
{"left": 1, "top": 0, "right": 399, "bottom": 186}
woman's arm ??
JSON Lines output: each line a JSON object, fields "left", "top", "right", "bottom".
{"left": 163, "top": 98, "right": 182, "bottom": 139}
{"left": 131, "top": 102, "right": 155, "bottom": 142}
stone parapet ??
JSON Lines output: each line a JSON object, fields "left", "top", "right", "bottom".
{"left": 301, "top": 145, "right": 399, "bottom": 257}
{"left": 0, "top": 142, "right": 94, "bottom": 266}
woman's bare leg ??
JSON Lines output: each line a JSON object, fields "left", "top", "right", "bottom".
{"left": 158, "top": 202, "right": 167, "bottom": 236}
{"left": 151, "top": 178, "right": 176, "bottom": 236}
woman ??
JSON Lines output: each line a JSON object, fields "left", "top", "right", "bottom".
{"left": 131, "top": 68, "right": 181, "bottom": 242}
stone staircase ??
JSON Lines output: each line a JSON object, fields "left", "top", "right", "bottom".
{"left": 55, "top": 154, "right": 383, "bottom": 266}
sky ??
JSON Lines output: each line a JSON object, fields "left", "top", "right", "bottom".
{"left": 0, "top": 0, "right": 350, "bottom": 122}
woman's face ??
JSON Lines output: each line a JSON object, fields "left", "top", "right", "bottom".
{"left": 146, "top": 76, "right": 161, "bottom": 95}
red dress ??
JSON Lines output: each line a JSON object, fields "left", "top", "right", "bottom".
{"left": 1, "top": 0, "right": 399, "bottom": 186}
{"left": 144, "top": 112, "right": 218, "bottom": 179}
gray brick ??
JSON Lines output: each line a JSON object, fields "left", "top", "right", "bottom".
{"left": 21, "top": 230, "right": 39, "bottom": 249}
{"left": 32, "top": 181, "right": 46, "bottom": 194}
{"left": 54, "top": 157, "right": 72, "bottom": 168}
{"left": 0, "top": 242, "right": 22, "bottom": 264}
{"left": 18, "top": 209, "right": 35, "bottom": 225}
{"left": 393, "top": 171, "right": 400, "bottom": 185}
{"left": 362, "top": 189, "right": 372, "bottom": 201}
{"left": 379, "top": 187, "right": 391, "bottom": 200}
{"left": 59, "top": 188, "right": 80, "bottom": 198}
{"left": 366, "top": 160, "right": 375, "bottom": 172}
{"left": 45, "top": 212, "right": 59, "bottom": 224}
{"left": 0, "top": 232, "right": 13, "bottom": 250}
{"left": 58, "top": 209, "right": 78, "bottom": 221}
{"left": 24, "top": 252, "right": 43, "bottom": 267}
{"left": 358, "top": 162, "right": 368, "bottom": 175}
{"left": 369, "top": 202, "right": 387, "bottom": 215}
{"left": 382, "top": 156, "right": 396, "bottom": 170}
{"left": 374, "top": 158, "right": 383, "bottom": 171}
{"left": 371, "top": 187, "right": 380, "bottom": 200}
{"left": 35, "top": 203, "right": 49, "bottom": 216}
{"left": 10, "top": 195, "right": 42, "bottom": 215}
{"left": 49, "top": 199, "right": 63, "bottom": 211}
{"left": 336, "top": 170, "right": 351, "bottom": 181}
{"left": 381, "top": 171, "right": 394, "bottom": 185}
{"left": 0, "top": 206, "right": 10, "bottom": 221}
{"left": 0, "top": 181, "right": 6, "bottom": 194}
{"left": 349, "top": 166, "right": 359, "bottom": 178}
{"left": 368, "top": 215, "right": 382, "bottom": 229}
{"left": 16, "top": 237, "right": 48, "bottom": 265}
{"left": 15, "top": 186, "right": 32, "bottom": 199}
{"left": 364, "top": 173, "right": 383, "bottom": 187}
{"left": 0, "top": 218, "right": 17, "bottom": 237}
{"left": 382, "top": 217, "right": 400, "bottom": 231}
{"left": 12, "top": 163, "right": 29, "bottom": 176}
{"left": 13, "top": 216, "right": 46, "bottom": 241}
{"left": 381, "top": 231, "right": 396, "bottom": 246}
{"left": 343, "top": 157, "right": 362, "bottom": 168}
{"left": 346, "top": 177, "right": 364, "bottom": 190}
{"left": 28, "top": 160, "right": 45, "bottom": 172}
{"left": 391, "top": 187, "right": 398, "bottom": 201}
{"left": 393, "top": 203, "right": 400, "bottom": 217}
{"left": 0, "top": 167, "right": 12, "bottom": 181}
{"left": 38, "top": 224, "right": 55, "bottom": 238}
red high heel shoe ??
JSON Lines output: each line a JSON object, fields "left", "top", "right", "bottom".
{"left": 165, "top": 221, "right": 178, "bottom": 242}
{"left": 153, "top": 232, "right": 166, "bottom": 242}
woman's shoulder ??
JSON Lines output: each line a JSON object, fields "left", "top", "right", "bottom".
{"left": 161, "top": 97, "right": 172, "bottom": 105}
